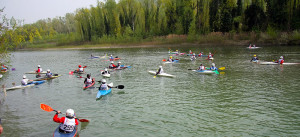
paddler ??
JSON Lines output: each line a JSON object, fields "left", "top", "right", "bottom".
{"left": 101, "top": 68, "right": 110, "bottom": 75}
{"left": 84, "top": 74, "right": 94, "bottom": 87}
{"left": 36, "top": 65, "right": 42, "bottom": 73}
{"left": 250, "top": 54, "right": 259, "bottom": 62}
{"left": 109, "top": 61, "right": 116, "bottom": 69}
{"left": 198, "top": 52, "right": 203, "bottom": 57}
{"left": 53, "top": 109, "right": 79, "bottom": 133}
{"left": 45, "top": 69, "right": 53, "bottom": 78}
{"left": 208, "top": 52, "right": 213, "bottom": 58}
{"left": 156, "top": 66, "right": 164, "bottom": 75}
{"left": 99, "top": 79, "right": 112, "bottom": 90}
{"left": 109, "top": 55, "right": 114, "bottom": 61}
{"left": 209, "top": 63, "right": 218, "bottom": 70}
{"left": 168, "top": 56, "right": 174, "bottom": 62}
{"left": 116, "top": 62, "right": 122, "bottom": 69}
{"left": 21, "top": 75, "right": 32, "bottom": 85}
{"left": 77, "top": 65, "right": 84, "bottom": 73}
{"left": 189, "top": 50, "right": 193, "bottom": 54}
{"left": 197, "top": 64, "right": 205, "bottom": 71}
{"left": 191, "top": 53, "right": 196, "bottom": 61}
{"left": 275, "top": 56, "right": 284, "bottom": 64}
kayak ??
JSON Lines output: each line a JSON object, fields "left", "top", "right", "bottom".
{"left": 259, "top": 62, "right": 300, "bottom": 65}
{"left": 33, "top": 75, "right": 62, "bottom": 81}
{"left": 96, "top": 83, "right": 113, "bottom": 99}
{"left": 206, "top": 57, "right": 214, "bottom": 60}
{"left": 25, "top": 71, "right": 48, "bottom": 74}
{"left": 109, "top": 58, "right": 120, "bottom": 61}
{"left": 1, "top": 70, "right": 8, "bottom": 73}
{"left": 186, "top": 54, "right": 208, "bottom": 57}
{"left": 89, "top": 56, "right": 100, "bottom": 59}
{"left": 53, "top": 124, "right": 77, "bottom": 137}
{"left": 83, "top": 78, "right": 95, "bottom": 90}
{"left": 251, "top": 60, "right": 259, "bottom": 63}
{"left": 148, "top": 71, "right": 175, "bottom": 78}
{"left": 192, "top": 70, "right": 218, "bottom": 74}
{"left": 247, "top": 47, "right": 261, "bottom": 49}
{"left": 100, "top": 71, "right": 111, "bottom": 78}
{"left": 4, "top": 80, "right": 46, "bottom": 91}
{"left": 0, "top": 74, "right": 2, "bottom": 79}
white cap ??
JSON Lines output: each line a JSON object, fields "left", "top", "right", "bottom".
{"left": 280, "top": 56, "right": 283, "bottom": 59}
{"left": 23, "top": 75, "right": 26, "bottom": 79}
{"left": 38, "top": 65, "right": 41, "bottom": 67}
{"left": 47, "top": 69, "right": 50, "bottom": 72}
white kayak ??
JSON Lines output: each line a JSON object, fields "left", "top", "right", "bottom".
{"left": 247, "top": 47, "right": 261, "bottom": 49}
{"left": 192, "top": 70, "right": 216, "bottom": 74}
{"left": 259, "top": 62, "right": 300, "bottom": 65}
{"left": 148, "top": 71, "right": 175, "bottom": 78}
{"left": 0, "top": 74, "right": 2, "bottom": 79}
{"left": 25, "top": 71, "right": 47, "bottom": 74}
{"left": 101, "top": 71, "right": 111, "bottom": 78}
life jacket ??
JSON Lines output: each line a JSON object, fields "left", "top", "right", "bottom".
{"left": 21, "top": 79, "right": 29, "bottom": 85}
{"left": 59, "top": 117, "right": 76, "bottom": 132}
{"left": 210, "top": 66, "right": 217, "bottom": 70}
{"left": 46, "top": 72, "right": 52, "bottom": 77}
{"left": 279, "top": 59, "right": 284, "bottom": 64}
{"left": 168, "top": 58, "right": 173, "bottom": 62}
{"left": 78, "top": 67, "right": 84, "bottom": 72}
{"left": 158, "top": 68, "right": 164, "bottom": 74}
{"left": 199, "top": 66, "right": 205, "bottom": 70}
{"left": 37, "top": 68, "right": 42, "bottom": 73}
{"left": 109, "top": 64, "right": 116, "bottom": 68}
{"left": 86, "top": 78, "right": 92, "bottom": 84}
{"left": 100, "top": 83, "right": 108, "bottom": 90}
{"left": 208, "top": 54, "right": 212, "bottom": 58}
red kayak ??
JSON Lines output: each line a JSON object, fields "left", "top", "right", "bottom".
{"left": 83, "top": 78, "right": 95, "bottom": 90}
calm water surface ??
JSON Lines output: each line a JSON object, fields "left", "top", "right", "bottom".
{"left": 0, "top": 45, "right": 300, "bottom": 136}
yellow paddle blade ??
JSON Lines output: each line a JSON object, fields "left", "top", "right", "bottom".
{"left": 219, "top": 67, "right": 225, "bottom": 70}
{"left": 220, "top": 72, "right": 225, "bottom": 75}
{"left": 153, "top": 76, "right": 156, "bottom": 78}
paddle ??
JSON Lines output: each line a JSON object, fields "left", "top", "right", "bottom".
{"left": 96, "top": 83, "right": 124, "bottom": 89}
{"left": 40, "top": 103, "right": 89, "bottom": 122}
{"left": 218, "top": 67, "right": 225, "bottom": 70}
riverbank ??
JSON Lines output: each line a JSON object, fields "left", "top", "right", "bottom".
{"left": 20, "top": 32, "right": 300, "bottom": 50}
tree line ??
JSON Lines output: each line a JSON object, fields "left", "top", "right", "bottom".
{"left": 1, "top": 0, "right": 300, "bottom": 52}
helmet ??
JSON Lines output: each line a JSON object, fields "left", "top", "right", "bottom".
{"left": 38, "top": 65, "right": 41, "bottom": 68}
{"left": 66, "top": 109, "right": 75, "bottom": 117}
{"left": 111, "top": 61, "right": 114, "bottom": 64}
{"left": 209, "top": 52, "right": 211, "bottom": 54}
{"left": 47, "top": 69, "right": 50, "bottom": 72}
{"left": 170, "top": 56, "right": 173, "bottom": 59}
{"left": 212, "top": 63, "right": 215, "bottom": 66}
{"left": 78, "top": 65, "right": 81, "bottom": 68}
{"left": 193, "top": 53, "right": 195, "bottom": 55}
{"left": 110, "top": 55, "right": 112, "bottom": 56}
{"left": 118, "top": 62, "right": 121, "bottom": 64}
{"left": 87, "top": 74, "right": 90, "bottom": 77}
{"left": 254, "top": 55, "right": 256, "bottom": 57}
{"left": 23, "top": 75, "right": 26, "bottom": 79}
{"left": 159, "top": 66, "right": 162, "bottom": 68}
{"left": 102, "top": 79, "right": 106, "bottom": 83}
{"left": 105, "top": 68, "right": 108, "bottom": 71}
{"left": 280, "top": 56, "right": 283, "bottom": 59}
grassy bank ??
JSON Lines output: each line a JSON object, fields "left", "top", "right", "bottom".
{"left": 23, "top": 31, "right": 300, "bottom": 50}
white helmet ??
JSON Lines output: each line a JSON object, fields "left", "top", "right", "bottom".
{"left": 47, "top": 69, "right": 50, "bottom": 72}
{"left": 66, "top": 109, "right": 75, "bottom": 117}
{"left": 193, "top": 53, "right": 195, "bottom": 55}
{"left": 111, "top": 61, "right": 114, "bottom": 64}
{"left": 159, "top": 66, "right": 162, "bottom": 68}
{"left": 23, "top": 75, "right": 26, "bottom": 79}
{"left": 209, "top": 52, "right": 211, "bottom": 54}
{"left": 280, "top": 56, "right": 283, "bottom": 59}
{"left": 104, "top": 68, "right": 108, "bottom": 71}
{"left": 212, "top": 63, "right": 215, "bottom": 66}
{"left": 38, "top": 65, "right": 41, "bottom": 68}
{"left": 102, "top": 79, "right": 106, "bottom": 83}
{"left": 118, "top": 62, "right": 121, "bottom": 64}
{"left": 110, "top": 55, "right": 112, "bottom": 56}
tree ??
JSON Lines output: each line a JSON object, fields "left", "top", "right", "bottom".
{"left": 243, "top": 4, "right": 266, "bottom": 31}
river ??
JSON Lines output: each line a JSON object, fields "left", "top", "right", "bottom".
{"left": 0, "top": 45, "right": 300, "bottom": 136}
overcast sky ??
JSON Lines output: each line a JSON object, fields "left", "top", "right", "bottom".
{"left": 1, "top": 0, "right": 99, "bottom": 24}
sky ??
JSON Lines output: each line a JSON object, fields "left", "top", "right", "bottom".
{"left": 1, "top": 0, "right": 99, "bottom": 24}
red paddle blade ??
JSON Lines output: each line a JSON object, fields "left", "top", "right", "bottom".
{"left": 78, "top": 119, "right": 89, "bottom": 122}
{"left": 69, "top": 71, "right": 74, "bottom": 75}
{"left": 40, "top": 103, "right": 54, "bottom": 112}
{"left": 162, "top": 59, "right": 166, "bottom": 62}
{"left": 83, "top": 66, "right": 87, "bottom": 68}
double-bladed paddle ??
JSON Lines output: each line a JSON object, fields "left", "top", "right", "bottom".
{"left": 95, "top": 83, "right": 125, "bottom": 89}
{"left": 40, "top": 103, "right": 89, "bottom": 122}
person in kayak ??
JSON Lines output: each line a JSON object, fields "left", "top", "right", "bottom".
{"left": 116, "top": 62, "right": 122, "bottom": 69}
{"left": 46, "top": 69, "right": 53, "bottom": 78}
{"left": 156, "top": 66, "right": 164, "bottom": 75}
{"left": 84, "top": 74, "right": 94, "bottom": 87}
{"left": 21, "top": 75, "right": 32, "bottom": 85}
{"left": 53, "top": 109, "right": 79, "bottom": 133}
{"left": 189, "top": 50, "right": 193, "bottom": 54}
{"left": 168, "top": 56, "right": 174, "bottom": 62}
{"left": 198, "top": 52, "right": 203, "bottom": 57}
{"left": 77, "top": 65, "right": 84, "bottom": 73}
{"left": 36, "top": 65, "right": 42, "bottom": 73}
{"left": 101, "top": 68, "right": 110, "bottom": 75}
{"left": 209, "top": 63, "right": 218, "bottom": 70}
{"left": 109, "top": 55, "right": 114, "bottom": 61}
{"left": 99, "top": 79, "right": 112, "bottom": 90}
{"left": 250, "top": 54, "right": 259, "bottom": 62}
{"left": 197, "top": 64, "right": 205, "bottom": 71}
{"left": 208, "top": 52, "right": 213, "bottom": 58}
{"left": 275, "top": 56, "right": 284, "bottom": 64}
{"left": 1, "top": 64, "right": 7, "bottom": 71}
{"left": 0, "top": 118, "right": 3, "bottom": 135}
{"left": 191, "top": 53, "right": 196, "bottom": 61}
{"left": 109, "top": 61, "right": 116, "bottom": 69}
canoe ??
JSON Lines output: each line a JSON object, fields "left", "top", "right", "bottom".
{"left": 33, "top": 75, "right": 62, "bottom": 81}
{"left": 53, "top": 124, "right": 77, "bottom": 137}
{"left": 83, "top": 78, "right": 95, "bottom": 90}
{"left": 148, "top": 71, "right": 175, "bottom": 78}
{"left": 25, "top": 71, "right": 48, "bottom": 74}
{"left": 4, "top": 80, "right": 46, "bottom": 91}
{"left": 100, "top": 71, "right": 111, "bottom": 78}
{"left": 96, "top": 83, "right": 113, "bottom": 99}
{"left": 247, "top": 47, "right": 261, "bottom": 49}
{"left": 192, "top": 70, "right": 218, "bottom": 74}
{"left": 259, "top": 62, "right": 300, "bottom": 65}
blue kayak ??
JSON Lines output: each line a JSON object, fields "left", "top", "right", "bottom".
{"left": 96, "top": 88, "right": 112, "bottom": 99}
{"left": 31, "top": 80, "right": 46, "bottom": 85}
{"left": 53, "top": 125, "right": 77, "bottom": 137}
{"left": 193, "top": 70, "right": 219, "bottom": 74}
